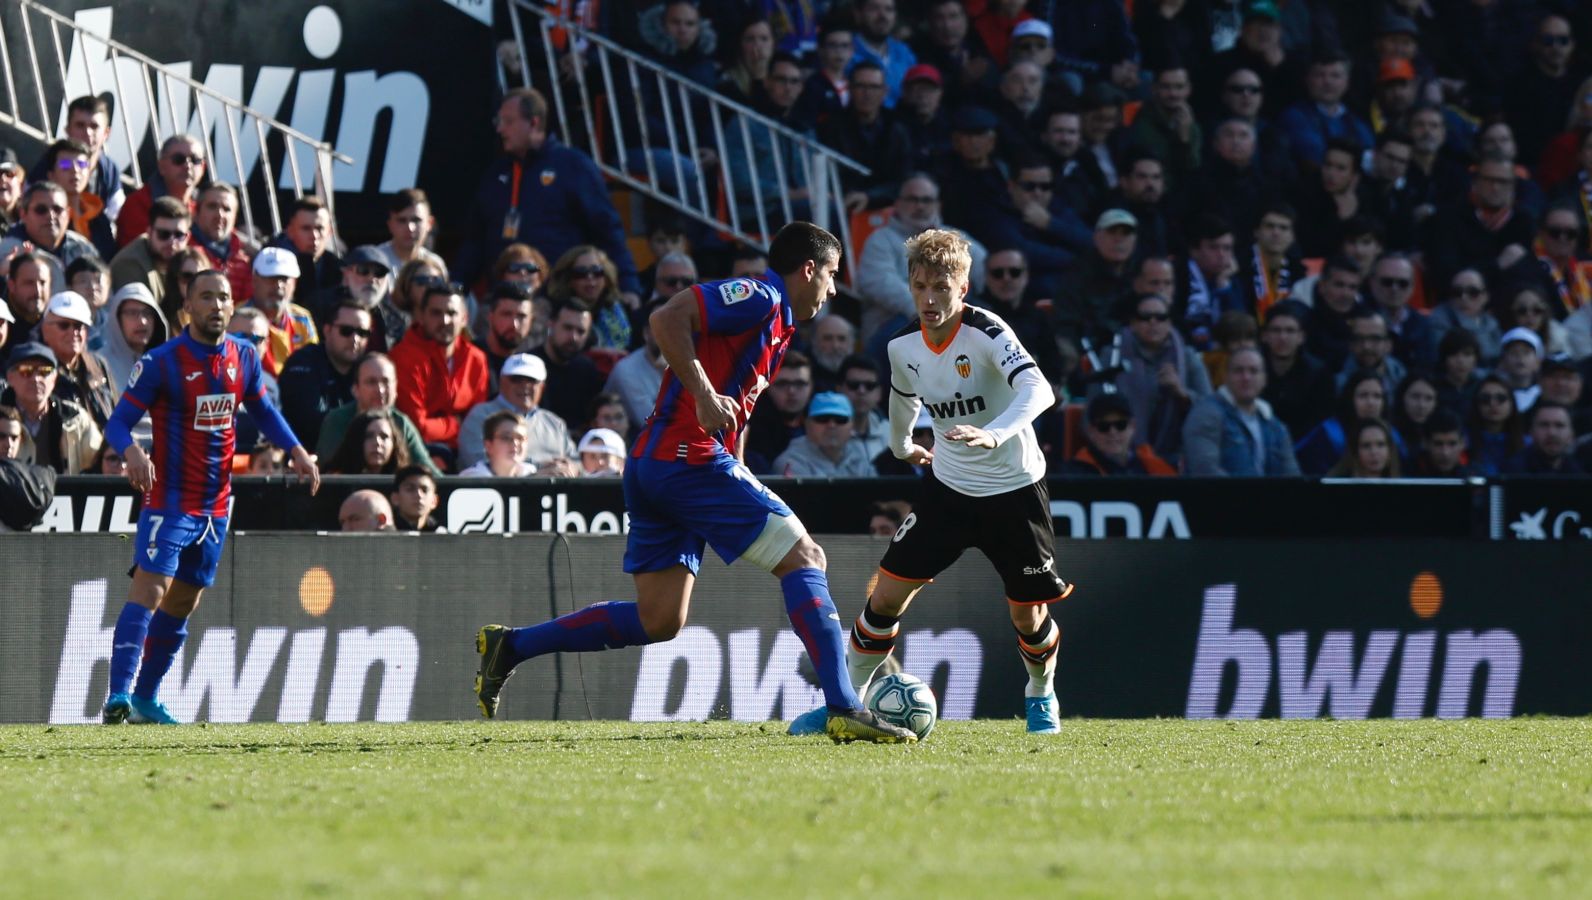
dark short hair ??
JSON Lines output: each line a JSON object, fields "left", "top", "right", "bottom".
{"left": 767, "top": 222, "right": 841, "bottom": 275}
{"left": 65, "top": 255, "right": 109, "bottom": 281}
{"left": 47, "top": 138, "right": 91, "bottom": 167}
{"left": 65, "top": 95, "right": 108, "bottom": 118}
{"left": 1424, "top": 408, "right": 1464, "bottom": 439}
{"left": 392, "top": 463, "right": 435, "bottom": 492}
{"left": 1187, "top": 212, "right": 1233, "bottom": 246}
{"left": 1377, "top": 127, "right": 1413, "bottom": 149}
{"left": 8, "top": 251, "right": 44, "bottom": 280}
{"left": 329, "top": 299, "right": 373, "bottom": 324}
{"left": 839, "top": 353, "right": 880, "bottom": 378}
{"left": 201, "top": 182, "right": 239, "bottom": 204}
{"left": 551, "top": 297, "right": 593, "bottom": 320}
{"left": 490, "top": 281, "right": 535, "bottom": 307}
{"left": 1339, "top": 215, "right": 1385, "bottom": 243}
{"left": 1321, "top": 254, "right": 1362, "bottom": 280}
{"left": 770, "top": 51, "right": 802, "bottom": 72}
{"left": 848, "top": 60, "right": 885, "bottom": 82}
{"left": 1265, "top": 300, "right": 1309, "bottom": 330}
{"left": 389, "top": 188, "right": 430, "bottom": 214}
{"left": 1530, "top": 401, "right": 1573, "bottom": 429}
{"left": 781, "top": 349, "right": 811, "bottom": 371}
{"left": 731, "top": 244, "right": 768, "bottom": 265}
{"left": 150, "top": 195, "right": 191, "bottom": 224}
{"left": 867, "top": 501, "right": 903, "bottom": 526}
{"left": 185, "top": 269, "right": 229, "bottom": 299}
{"left": 1324, "top": 136, "right": 1363, "bottom": 162}
{"left": 1437, "top": 326, "right": 1481, "bottom": 361}
{"left": 289, "top": 195, "right": 328, "bottom": 218}
{"left": 1258, "top": 200, "right": 1297, "bottom": 223}
{"left": 421, "top": 284, "right": 464, "bottom": 311}
{"left": 0, "top": 404, "right": 22, "bottom": 426}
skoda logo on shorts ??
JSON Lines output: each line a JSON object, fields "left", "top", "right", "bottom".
{"left": 447, "top": 488, "right": 505, "bottom": 534}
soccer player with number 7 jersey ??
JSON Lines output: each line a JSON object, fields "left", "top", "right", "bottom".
{"left": 99, "top": 270, "right": 320, "bottom": 725}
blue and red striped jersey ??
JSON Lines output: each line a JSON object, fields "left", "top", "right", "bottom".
{"left": 633, "top": 270, "right": 796, "bottom": 464}
{"left": 114, "top": 332, "right": 278, "bottom": 515}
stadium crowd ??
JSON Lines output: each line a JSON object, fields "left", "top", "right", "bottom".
{"left": 4, "top": 0, "right": 1592, "bottom": 518}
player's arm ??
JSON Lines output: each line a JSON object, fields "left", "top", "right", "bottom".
{"left": 106, "top": 356, "right": 158, "bottom": 492}
{"left": 650, "top": 288, "right": 738, "bottom": 434}
{"left": 945, "top": 336, "right": 1053, "bottom": 450}
{"left": 241, "top": 352, "right": 321, "bottom": 495}
{"left": 886, "top": 343, "right": 931, "bottom": 464}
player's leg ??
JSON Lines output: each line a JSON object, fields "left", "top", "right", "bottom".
{"left": 980, "top": 480, "right": 1072, "bottom": 735}
{"left": 128, "top": 516, "right": 225, "bottom": 725}
{"left": 475, "top": 461, "right": 701, "bottom": 718}
{"left": 845, "top": 573, "right": 928, "bottom": 696}
{"left": 103, "top": 566, "right": 169, "bottom": 723}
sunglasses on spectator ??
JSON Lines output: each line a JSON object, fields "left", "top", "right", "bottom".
{"left": 1378, "top": 277, "right": 1412, "bottom": 290}
{"left": 1226, "top": 84, "right": 1262, "bottom": 95}
{"left": 353, "top": 264, "right": 389, "bottom": 278}
{"left": 235, "top": 333, "right": 267, "bottom": 346}
{"left": 167, "top": 153, "right": 205, "bottom": 166}
{"left": 658, "top": 275, "right": 694, "bottom": 289}
{"left": 49, "top": 319, "right": 88, "bottom": 332}
{"left": 12, "top": 362, "right": 55, "bottom": 377}
{"left": 810, "top": 415, "right": 849, "bottom": 425}
{"left": 30, "top": 203, "right": 65, "bottom": 215}
{"left": 56, "top": 158, "right": 90, "bottom": 171}
{"left": 1018, "top": 181, "right": 1053, "bottom": 192}
{"left": 989, "top": 267, "right": 1025, "bottom": 279}
{"left": 572, "top": 266, "right": 606, "bottom": 279}
{"left": 1092, "top": 418, "right": 1131, "bottom": 432}
{"left": 1136, "top": 312, "right": 1170, "bottom": 322}
{"left": 333, "top": 324, "right": 372, "bottom": 339}
{"left": 413, "top": 274, "right": 446, "bottom": 289}
{"left": 844, "top": 379, "right": 878, "bottom": 391}
{"left": 1449, "top": 285, "right": 1485, "bottom": 298}
{"left": 507, "top": 262, "right": 540, "bottom": 275}
{"left": 1546, "top": 227, "right": 1579, "bottom": 240}
{"left": 154, "top": 227, "right": 189, "bottom": 241}
{"left": 1514, "top": 305, "right": 1547, "bottom": 316}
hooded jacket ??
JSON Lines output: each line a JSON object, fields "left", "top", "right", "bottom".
{"left": 99, "top": 285, "right": 170, "bottom": 447}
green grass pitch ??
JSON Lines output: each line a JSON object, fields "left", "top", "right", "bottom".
{"left": 2, "top": 719, "right": 1590, "bottom": 898}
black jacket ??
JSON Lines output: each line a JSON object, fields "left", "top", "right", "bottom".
{"left": 277, "top": 343, "right": 356, "bottom": 453}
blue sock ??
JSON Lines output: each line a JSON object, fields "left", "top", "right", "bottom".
{"left": 133, "top": 610, "right": 187, "bottom": 700}
{"left": 506, "top": 601, "right": 652, "bottom": 664}
{"left": 108, "top": 602, "right": 152, "bottom": 697}
{"left": 781, "top": 568, "right": 862, "bottom": 712}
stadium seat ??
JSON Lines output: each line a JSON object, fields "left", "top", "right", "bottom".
{"left": 1060, "top": 401, "right": 1086, "bottom": 460}
{"left": 849, "top": 206, "right": 893, "bottom": 265}
{"left": 585, "top": 346, "right": 628, "bottom": 378}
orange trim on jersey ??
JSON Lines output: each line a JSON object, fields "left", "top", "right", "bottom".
{"left": 1007, "top": 582, "right": 1077, "bottom": 606}
{"left": 920, "top": 320, "right": 961, "bottom": 355}
{"left": 877, "top": 566, "right": 933, "bottom": 584}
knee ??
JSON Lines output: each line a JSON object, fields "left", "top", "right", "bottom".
{"left": 790, "top": 536, "right": 826, "bottom": 572}
{"left": 639, "top": 605, "right": 685, "bottom": 642}
{"left": 1008, "top": 602, "right": 1045, "bottom": 633}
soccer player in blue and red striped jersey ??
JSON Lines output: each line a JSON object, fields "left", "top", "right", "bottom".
{"left": 100, "top": 270, "right": 320, "bottom": 725}
{"left": 475, "top": 223, "right": 914, "bottom": 743}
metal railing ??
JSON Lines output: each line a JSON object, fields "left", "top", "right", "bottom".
{"left": 0, "top": 0, "right": 352, "bottom": 238}
{"left": 502, "top": 0, "right": 868, "bottom": 275}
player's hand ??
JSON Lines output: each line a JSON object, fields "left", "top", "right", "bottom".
{"left": 899, "top": 443, "right": 934, "bottom": 465}
{"left": 123, "top": 445, "right": 156, "bottom": 494}
{"left": 695, "top": 390, "right": 739, "bottom": 435}
{"left": 943, "top": 425, "right": 996, "bottom": 449}
{"left": 289, "top": 446, "right": 321, "bottom": 495}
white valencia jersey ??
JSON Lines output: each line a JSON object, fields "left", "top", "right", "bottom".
{"left": 886, "top": 307, "right": 1047, "bottom": 496}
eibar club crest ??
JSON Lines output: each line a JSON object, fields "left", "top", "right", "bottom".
{"left": 955, "top": 354, "right": 971, "bottom": 378}
{"left": 540, "top": 169, "right": 556, "bottom": 186}
{"left": 226, "top": 364, "right": 237, "bottom": 382}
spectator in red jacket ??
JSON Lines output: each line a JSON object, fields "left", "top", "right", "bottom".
{"left": 192, "top": 183, "right": 256, "bottom": 303}
{"left": 389, "top": 282, "right": 489, "bottom": 452}
{"left": 115, "top": 134, "right": 204, "bottom": 247}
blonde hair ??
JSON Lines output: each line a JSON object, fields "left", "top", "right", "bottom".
{"left": 904, "top": 228, "right": 972, "bottom": 281}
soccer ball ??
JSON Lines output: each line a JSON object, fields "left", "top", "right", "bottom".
{"left": 864, "top": 673, "right": 937, "bottom": 741}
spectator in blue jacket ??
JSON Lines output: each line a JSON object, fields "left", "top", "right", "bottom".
{"left": 849, "top": 0, "right": 916, "bottom": 108}
{"left": 455, "top": 88, "right": 641, "bottom": 302}
{"left": 1278, "top": 49, "right": 1373, "bottom": 171}
{"left": 1182, "top": 346, "right": 1301, "bottom": 475}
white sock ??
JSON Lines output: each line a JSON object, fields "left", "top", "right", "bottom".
{"left": 1018, "top": 618, "right": 1059, "bottom": 698}
{"left": 846, "top": 645, "right": 887, "bottom": 695}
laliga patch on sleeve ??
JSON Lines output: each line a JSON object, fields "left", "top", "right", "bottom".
{"left": 719, "top": 280, "right": 755, "bottom": 305}
{"left": 127, "top": 360, "right": 143, "bottom": 389}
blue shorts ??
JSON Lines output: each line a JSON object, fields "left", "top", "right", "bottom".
{"left": 622, "top": 453, "right": 794, "bottom": 575}
{"left": 132, "top": 510, "right": 230, "bottom": 588}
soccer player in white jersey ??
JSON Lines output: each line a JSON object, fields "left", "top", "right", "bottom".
{"left": 789, "top": 228, "right": 1073, "bottom": 735}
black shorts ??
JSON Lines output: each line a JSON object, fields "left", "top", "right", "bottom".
{"left": 878, "top": 471, "right": 1070, "bottom": 604}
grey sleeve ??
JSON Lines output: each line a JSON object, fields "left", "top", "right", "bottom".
{"left": 1185, "top": 349, "right": 1213, "bottom": 397}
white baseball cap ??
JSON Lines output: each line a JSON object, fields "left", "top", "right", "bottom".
{"left": 1012, "top": 19, "right": 1053, "bottom": 42}
{"left": 501, "top": 352, "right": 547, "bottom": 381}
{"left": 45, "top": 291, "right": 94, "bottom": 327}
{"left": 252, "top": 246, "right": 301, "bottom": 278}
{"left": 1501, "top": 326, "right": 1543, "bottom": 357}
{"left": 578, "top": 427, "right": 626, "bottom": 458}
